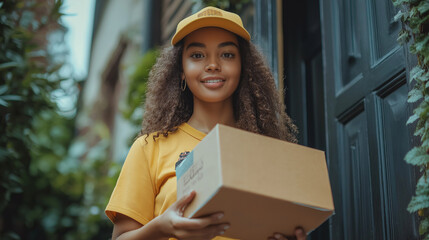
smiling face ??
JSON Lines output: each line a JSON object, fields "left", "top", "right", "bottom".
{"left": 182, "top": 27, "right": 241, "bottom": 105}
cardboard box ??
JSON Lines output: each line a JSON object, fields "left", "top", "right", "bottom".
{"left": 176, "top": 124, "right": 334, "bottom": 239}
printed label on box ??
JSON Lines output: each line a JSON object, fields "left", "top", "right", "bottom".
{"left": 176, "top": 152, "right": 205, "bottom": 197}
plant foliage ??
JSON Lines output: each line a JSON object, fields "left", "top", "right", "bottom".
{"left": 0, "top": 1, "right": 115, "bottom": 239}
{"left": 393, "top": 0, "right": 429, "bottom": 238}
{"left": 122, "top": 48, "right": 159, "bottom": 128}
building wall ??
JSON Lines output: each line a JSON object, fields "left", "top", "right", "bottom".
{"left": 161, "top": 0, "right": 194, "bottom": 45}
{"left": 77, "top": 0, "right": 145, "bottom": 162}
{"left": 83, "top": 0, "right": 143, "bottom": 108}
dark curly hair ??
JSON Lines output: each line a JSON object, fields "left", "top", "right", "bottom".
{"left": 139, "top": 37, "right": 298, "bottom": 143}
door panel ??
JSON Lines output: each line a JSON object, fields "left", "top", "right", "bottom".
{"left": 377, "top": 84, "right": 418, "bottom": 240}
{"left": 338, "top": 0, "right": 367, "bottom": 88}
{"left": 327, "top": 0, "right": 405, "bottom": 116}
{"left": 367, "top": 0, "right": 400, "bottom": 65}
{"left": 367, "top": 75, "right": 419, "bottom": 239}
{"left": 338, "top": 108, "right": 375, "bottom": 239}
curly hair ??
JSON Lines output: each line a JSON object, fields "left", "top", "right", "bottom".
{"left": 139, "top": 37, "right": 298, "bottom": 143}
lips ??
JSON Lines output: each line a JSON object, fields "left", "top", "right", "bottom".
{"left": 201, "top": 76, "right": 226, "bottom": 89}
{"left": 202, "top": 79, "right": 225, "bottom": 83}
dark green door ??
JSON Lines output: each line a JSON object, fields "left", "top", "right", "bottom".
{"left": 284, "top": 0, "right": 419, "bottom": 239}
{"left": 320, "top": 0, "right": 419, "bottom": 239}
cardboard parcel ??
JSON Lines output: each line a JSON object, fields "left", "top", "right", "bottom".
{"left": 176, "top": 124, "right": 334, "bottom": 239}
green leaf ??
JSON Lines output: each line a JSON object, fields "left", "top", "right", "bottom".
{"left": 0, "top": 95, "right": 23, "bottom": 101}
{"left": 404, "top": 146, "right": 429, "bottom": 165}
{"left": 419, "top": 218, "right": 429, "bottom": 232}
{"left": 394, "top": 10, "right": 404, "bottom": 22}
{"left": 0, "top": 85, "right": 8, "bottom": 95}
{"left": 423, "top": 75, "right": 429, "bottom": 89}
{"left": 397, "top": 30, "right": 409, "bottom": 44}
{"left": 0, "top": 62, "right": 19, "bottom": 70}
{"left": 409, "top": 7, "right": 419, "bottom": 20}
{"left": 418, "top": 1, "right": 429, "bottom": 14}
{"left": 414, "top": 101, "right": 428, "bottom": 116}
{"left": 408, "top": 194, "right": 429, "bottom": 212}
{"left": 422, "top": 121, "right": 429, "bottom": 142}
{"left": 422, "top": 138, "right": 429, "bottom": 150}
{"left": 407, "top": 114, "right": 419, "bottom": 125}
{"left": 415, "top": 171, "right": 429, "bottom": 192}
{"left": 0, "top": 98, "right": 8, "bottom": 107}
{"left": 392, "top": 0, "right": 409, "bottom": 7}
{"left": 424, "top": 51, "right": 429, "bottom": 64}
{"left": 408, "top": 88, "right": 423, "bottom": 103}
{"left": 415, "top": 129, "right": 424, "bottom": 138}
{"left": 410, "top": 66, "right": 424, "bottom": 83}
{"left": 419, "top": 218, "right": 429, "bottom": 235}
{"left": 415, "top": 35, "right": 429, "bottom": 52}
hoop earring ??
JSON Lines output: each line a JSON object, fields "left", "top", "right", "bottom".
{"left": 181, "top": 78, "right": 187, "bottom": 91}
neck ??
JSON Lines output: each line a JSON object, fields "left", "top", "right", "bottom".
{"left": 187, "top": 98, "right": 236, "bottom": 134}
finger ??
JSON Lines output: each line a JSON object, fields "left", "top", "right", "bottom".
{"left": 172, "top": 212, "right": 225, "bottom": 230}
{"left": 174, "top": 191, "right": 196, "bottom": 214}
{"left": 295, "top": 227, "right": 306, "bottom": 240}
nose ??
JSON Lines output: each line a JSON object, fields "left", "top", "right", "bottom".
{"left": 205, "top": 57, "right": 220, "bottom": 72}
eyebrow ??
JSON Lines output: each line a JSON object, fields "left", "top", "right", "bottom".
{"left": 185, "top": 41, "right": 239, "bottom": 50}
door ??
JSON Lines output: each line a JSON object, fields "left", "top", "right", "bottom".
{"left": 320, "top": 0, "right": 419, "bottom": 239}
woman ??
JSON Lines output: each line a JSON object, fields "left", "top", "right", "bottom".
{"left": 106, "top": 6, "right": 304, "bottom": 240}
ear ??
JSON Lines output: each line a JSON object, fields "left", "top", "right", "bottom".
{"left": 181, "top": 72, "right": 185, "bottom": 81}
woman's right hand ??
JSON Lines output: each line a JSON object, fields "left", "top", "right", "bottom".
{"left": 156, "top": 191, "right": 230, "bottom": 240}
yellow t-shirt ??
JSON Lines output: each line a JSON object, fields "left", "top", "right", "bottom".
{"left": 106, "top": 123, "right": 234, "bottom": 240}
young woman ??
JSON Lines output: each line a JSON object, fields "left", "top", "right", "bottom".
{"left": 105, "top": 6, "right": 305, "bottom": 240}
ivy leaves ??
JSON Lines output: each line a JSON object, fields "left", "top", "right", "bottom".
{"left": 394, "top": 0, "right": 429, "bottom": 238}
{"left": 394, "top": 0, "right": 429, "bottom": 64}
{"left": 407, "top": 66, "right": 429, "bottom": 130}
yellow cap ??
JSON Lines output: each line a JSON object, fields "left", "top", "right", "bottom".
{"left": 171, "top": 6, "right": 251, "bottom": 45}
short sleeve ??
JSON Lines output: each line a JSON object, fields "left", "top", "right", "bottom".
{"left": 105, "top": 138, "right": 156, "bottom": 225}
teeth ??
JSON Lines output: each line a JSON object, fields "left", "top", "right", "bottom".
{"left": 204, "top": 79, "right": 224, "bottom": 83}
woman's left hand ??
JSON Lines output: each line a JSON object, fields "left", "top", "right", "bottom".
{"left": 268, "top": 227, "right": 307, "bottom": 240}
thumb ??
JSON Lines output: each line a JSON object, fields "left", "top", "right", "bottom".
{"left": 175, "top": 190, "right": 196, "bottom": 215}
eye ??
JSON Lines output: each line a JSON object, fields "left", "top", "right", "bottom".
{"left": 190, "top": 53, "right": 204, "bottom": 59}
{"left": 222, "top": 52, "right": 235, "bottom": 58}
